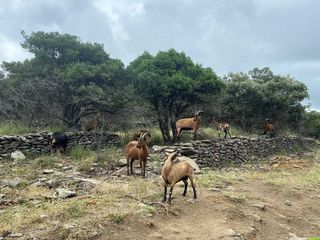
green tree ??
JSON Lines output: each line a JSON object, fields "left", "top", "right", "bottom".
{"left": 0, "top": 31, "right": 130, "bottom": 128}
{"left": 223, "top": 68, "right": 309, "bottom": 132}
{"left": 301, "top": 111, "right": 320, "bottom": 138}
{"left": 129, "top": 49, "right": 224, "bottom": 142}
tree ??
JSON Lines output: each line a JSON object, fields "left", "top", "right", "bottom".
{"left": 128, "top": 49, "right": 224, "bottom": 142}
{"left": 0, "top": 31, "right": 130, "bottom": 128}
{"left": 222, "top": 68, "right": 309, "bottom": 131}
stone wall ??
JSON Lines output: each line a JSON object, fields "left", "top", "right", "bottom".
{"left": 157, "top": 137, "right": 318, "bottom": 168}
{"left": 0, "top": 131, "right": 119, "bottom": 160}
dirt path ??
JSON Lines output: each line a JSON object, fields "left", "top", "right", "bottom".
{"left": 102, "top": 180, "right": 320, "bottom": 240}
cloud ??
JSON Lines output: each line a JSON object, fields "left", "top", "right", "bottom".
{"left": 92, "top": 0, "right": 145, "bottom": 42}
{"left": 0, "top": 0, "right": 319, "bottom": 109}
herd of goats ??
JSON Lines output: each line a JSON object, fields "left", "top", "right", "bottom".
{"left": 49, "top": 111, "right": 275, "bottom": 203}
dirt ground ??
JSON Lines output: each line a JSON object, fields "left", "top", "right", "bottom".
{"left": 99, "top": 179, "right": 320, "bottom": 240}
{"left": 1, "top": 152, "right": 320, "bottom": 240}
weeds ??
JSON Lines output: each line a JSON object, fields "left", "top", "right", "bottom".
{"left": 109, "top": 213, "right": 125, "bottom": 224}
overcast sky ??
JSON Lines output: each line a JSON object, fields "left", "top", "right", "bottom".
{"left": 0, "top": 0, "right": 319, "bottom": 110}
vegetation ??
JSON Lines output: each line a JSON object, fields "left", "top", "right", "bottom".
{"left": 0, "top": 31, "right": 319, "bottom": 142}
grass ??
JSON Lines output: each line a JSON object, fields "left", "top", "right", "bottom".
{"left": 1, "top": 136, "right": 319, "bottom": 238}
{"left": 0, "top": 121, "right": 66, "bottom": 135}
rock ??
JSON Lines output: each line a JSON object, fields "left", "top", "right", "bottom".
{"left": 63, "top": 223, "right": 78, "bottom": 230}
{"left": 46, "top": 179, "right": 58, "bottom": 188}
{"left": 62, "top": 165, "right": 73, "bottom": 171}
{"left": 5, "top": 179, "right": 23, "bottom": 188}
{"left": 55, "top": 188, "right": 76, "bottom": 199}
{"left": 224, "top": 228, "right": 237, "bottom": 237}
{"left": 252, "top": 214, "right": 262, "bottom": 222}
{"left": 284, "top": 200, "right": 292, "bottom": 206}
{"left": 148, "top": 232, "right": 164, "bottom": 239}
{"left": 10, "top": 150, "right": 26, "bottom": 161}
{"left": 8, "top": 232, "right": 24, "bottom": 238}
{"left": 118, "top": 158, "right": 127, "bottom": 167}
{"left": 209, "top": 187, "right": 221, "bottom": 192}
{"left": 43, "top": 169, "right": 54, "bottom": 174}
{"left": 152, "top": 145, "right": 167, "bottom": 152}
{"left": 252, "top": 203, "right": 266, "bottom": 210}
{"left": 180, "top": 147, "right": 197, "bottom": 156}
{"left": 288, "top": 233, "right": 307, "bottom": 240}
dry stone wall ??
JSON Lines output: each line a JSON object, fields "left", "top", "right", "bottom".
{"left": 158, "top": 137, "right": 318, "bottom": 168}
{"left": 0, "top": 131, "right": 119, "bottom": 160}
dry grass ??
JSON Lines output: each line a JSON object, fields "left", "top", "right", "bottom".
{"left": 1, "top": 147, "right": 320, "bottom": 239}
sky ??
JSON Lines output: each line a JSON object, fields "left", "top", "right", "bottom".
{"left": 0, "top": 0, "right": 319, "bottom": 110}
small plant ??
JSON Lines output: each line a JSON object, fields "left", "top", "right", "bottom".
{"left": 118, "top": 131, "right": 133, "bottom": 146}
{"left": 66, "top": 201, "right": 87, "bottom": 218}
{"left": 109, "top": 213, "right": 125, "bottom": 224}
{"left": 36, "top": 155, "right": 55, "bottom": 168}
{"left": 150, "top": 128, "right": 164, "bottom": 145}
{"left": 69, "top": 146, "right": 94, "bottom": 161}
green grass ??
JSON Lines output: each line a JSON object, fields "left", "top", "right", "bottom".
{"left": 0, "top": 121, "right": 34, "bottom": 135}
{"left": 66, "top": 200, "right": 87, "bottom": 218}
{"left": 108, "top": 213, "right": 125, "bottom": 224}
{"left": 69, "top": 146, "right": 95, "bottom": 161}
{"left": 0, "top": 121, "right": 66, "bottom": 135}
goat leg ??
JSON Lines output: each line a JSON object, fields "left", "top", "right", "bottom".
{"left": 130, "top": 158, "right": 135, "bottom": 176}
{"left": 168, "top": 186, "right": 174, "bottom": 204}
{"left": 182, "top": 178, "right": 188, "bottom": 196}
{"left": 162, "top": 186, "right": 167, "bottom": 203}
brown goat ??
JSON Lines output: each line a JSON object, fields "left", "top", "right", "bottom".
{"left": 161, "top": 151, "right": 197, "bottom": 204}
{"left": 125, "top": 132, "right": 149, "bottom": 177}
{"left": 84, "top": 112, "right": 101, "bottom": 131}
{"left": 263, "top": 118, "right": 275, "bottom": 138}
{"left": 208, "top": 117, "right": 231, "bottom": 138}
{"left": 175, "top": 110, "right": 204, "bottom": 141}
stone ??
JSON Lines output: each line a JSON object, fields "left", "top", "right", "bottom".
{"left": 10, "top": 150, "right": 26, "bottom": 161}
{"left": 5, "top": 179, "right": 23, "bottom": 188}
{"left": 152, "top": 145, "right": 167, "bottom": 152}
{"left": 284, "top": 200, "right": 292, "bottom": 206}
{"left": 62, "top": 165, "right": 73, "bottom": 171}
{"left": 55, "top": 188, "right": 76, "bottom": 199}
{"left": 224, "top": 228, "right": 237, "bottom": 237}
{"left": 252, "top": 203, "right": 266, "bottom": 210}
{"left": 252, "top": 214, "right": 262, "bottom": 222}
{"left": 8, "top": 232, "right": 24, "bottom": 238}
{"left": 118, "top": 158, "right": 127, "bottom": 167}
{"left": 148, "top": 232, "right": 164, "bottom": 239}
{"left": 288, "top": 233, "right": 307, "bottom": 240}
{"left": 43, "top": 169, "right": 54, "bottom": 174}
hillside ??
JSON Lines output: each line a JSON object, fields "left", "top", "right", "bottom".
{"left": 1, "top": 148, "right": 320, "bottom": 240}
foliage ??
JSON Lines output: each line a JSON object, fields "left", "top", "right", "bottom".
{"left": 128, "top": 49, "right": 224, "bottom": 142}
{"left": 222, "top": 67, "right": 309, "bottom": 131}
{"left": 0, "top": 31, "right": 131, "bottom": 129}
{"left": 301, "top": 111, "right": 320, "bottom": 138}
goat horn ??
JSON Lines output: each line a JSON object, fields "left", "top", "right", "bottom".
{"left": 196, "top": 110, "right": 204, "bottom": 115}
{"left": 141, "top": 132, "right": 149, "bottom": 139}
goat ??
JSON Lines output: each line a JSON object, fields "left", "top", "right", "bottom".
{"left": 208, "top": 117, "right": 231, "bottom": 138}
{"left": 125, "top": 132, "right": 149, "bottom": 177}
{"left": 263, "top": 118, "right": 275, "bottom": 138}
{"left": 132, "top": 129, "right": 151, "bottom": 145}
{"left": 50, "top": 132, "right": 69, "bottom": 153}
{"left": 161, "top": 151, "right": 197, "bottom": 204}
{"left": 175, "top": 110, "right": 204, "bottom": 141}
{"left": 84, "top": 112, "right": 101, "bottom": 131}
